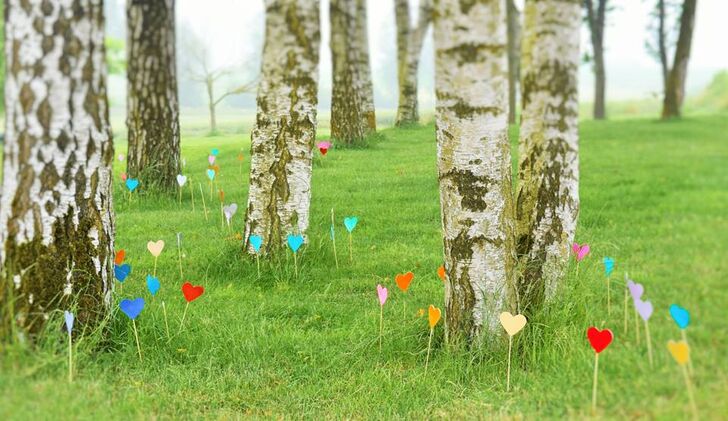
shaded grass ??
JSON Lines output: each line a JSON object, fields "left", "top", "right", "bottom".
{"left": 2, "top": 115, "right": 728, "bottom": 419}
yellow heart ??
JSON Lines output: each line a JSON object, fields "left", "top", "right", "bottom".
{"left": 428, "top": 305, "right": 442, "bottom": 329}
{"left": 147, "top": 240, "right": 165, "bottom": 257}
{"left": 667, "top": 340, "right": 690, "bottom": 365}
{"left": 499, "top": 312, "right": 527, "bottom": 337}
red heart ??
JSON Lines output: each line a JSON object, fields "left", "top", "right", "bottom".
{"left": 182, "top": 282, "right": 204, "bottom": 303}
{"left": 319, "top": 147, "right": 328, "bottom": 156}
{"left": 395, "top": 272, "right": 414, "bottom": 292}
{"left": 587, "top": 327, "right": 613, "bottom": 353}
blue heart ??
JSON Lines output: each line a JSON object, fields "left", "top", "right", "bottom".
{"left": 344, "top": 217, "right": 358, "bottom": 233}
{"left": 287, "top": 234, "right": 304, "bottom": 253}
{"left": 64, "top": 311, "right": 74, "bottom": 335}
{"left": 603, "top": 257, "right": 614, "bottom": 276}
{"left": 119, "top": 298, "right": 145, "bottom": 320}
{"left": 146, "top": 274, "right": 160, "bottom": 296}
{"left": 206, "top": 169, "right": 215, "bottom": 181}
{"left": 125, "top": 179, "right": 139, "bottom": 192}
{"left": 249, "top": 235, "right": 263, "bottom": 253}
{"left": 211, "top": 148, "right": 219, "bottom": 156}
{"left": 669, "top": 304, "right": 690, "bottom": 329}
{"left": 114, "top": 264, "right": 131, "bottom": 282}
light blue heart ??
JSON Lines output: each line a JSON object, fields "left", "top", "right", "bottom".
{"left": 603, "top": 257, "right": 614, "bottom": 277}
{"left": 330, "top": 225, "right": 335, "bottom": 240}
{"left": 114, "top": 264, "right": 131, "bottom": 282}
{"left": 146, "top": 275, "right": 160, "bottom": 296}
{"left": 64, "top": 311, "right": 74, "bottom": 335}
{"left": 119, "top": 298, "right": 145, "bottom": 320}
{"left": 287, "top": 234, "right": 304, "bottom": 253}
{"left": 206, "top": 169, "right": 215, "bottom": 181}
{"left": 249, "top": 235, "right": 263, "bottom": 253}
{"left": 125, "top": 179, "right": 139, "bottom": 192}
{"left": 344, "top": 217, "right": 358, "bottom": 233}
{"left": 669, "top": 304, "right": 690, "bottom": 329}
{"left": 211, "top": 148, "right": 219, "bottom": 156}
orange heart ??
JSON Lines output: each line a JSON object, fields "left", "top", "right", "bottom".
{"left": 114, "top": 249, "right": 125, "bottom": 265}
{"left": 428, "top": 305, "right": 442, "bottom": 328}
{"left": 667, "top": 340, "right": 690, "bottom": 365}
{"left": 218, "top": 189, "right": 225, "bottom": 203}
{"left": 437, "top": 265, "right": 446, "bottom": 282}
{"left": 395, "top": 272, "right": 414, "bottom": 292}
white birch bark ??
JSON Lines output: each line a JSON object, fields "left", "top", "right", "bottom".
{"left": 395, "top": 0, "right": 433, "bottom": 126}
{"left": 355, "top": 0, "right": 376, "bottom": 134}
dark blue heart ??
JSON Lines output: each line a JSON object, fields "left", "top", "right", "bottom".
{"left": 114, "top": 264, "right": 131, "bottom": 282}
{"left": 119, "top": 298, "right": 145, "bottom": 320}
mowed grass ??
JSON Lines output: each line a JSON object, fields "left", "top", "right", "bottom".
{"left": 2, "top": 115, "right": 728, "bottom": 419}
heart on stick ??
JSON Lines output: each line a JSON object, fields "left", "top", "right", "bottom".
{"left": 344, "top": 217, "right": 358, "bottom": 233}
{"left": 437, "top": 265, "right": 446, "bottom": 282}
{"left": 119, "top": 298, "right": 145, "bottom": 320}
{"left": 208, "top": 155, "right": 216, "bottom": 165}
{"left": 627, "top": 280, "right": 644, "bottom": 300}
{"left": 249, "top": 235, "right": 263, "bottom": 253}
{"left": 114, "top": 249, "right": 126, "bottom": 265}
{"left": 121, "top": 173, "right": 128, "bottom": 182}
{"left": 376, "top": 284, "right": 388, "bottom": 306}
{"left": 499, "top": 312, "right": 527, "bottom": 336}
{"left": 223, "top": 203, "right": 238, "bottom": 221}
{"left": 182, "top": 282, "right": 204, "bottom": 303}
{"left": 118, "top": 154, "right": 125, "bottom": 162}
{"left": 64, "top": 311, "right": 74, "bottom": 335}
{"left": 176, "top": 174, "right": 187, "bottom": 187}
{"left": 634, "top": 298, "right": 653, "bottom": 321}
{"left": 667, "top": 340, "right": 690, "bottom": 365}
{"left": 428, "top": 305, "right": 442, "bottom": 328}
{"left": 669, "top": 304, "right": 690, "bottom": 329}
{"left": 317, "top": 141, "right": 331, "bottom": 156}
{"left": 147, "top": 240, "right": 165, "bottom": 257}
{"left": 287, "top": 234, "right": 304, "bottom": 253}
{"left": 125, "top": 179, "right": 139, "bottom": 192}
{"left": 206, "top": 169, "right": 215, "bottom": 181}
{"left": 603, "top": 257, "right": 614, "bottom": 276}
{"left": 146, "top": 275, "right": 160, "bottom": 296}
{"left": 114, "top": 264, "right": 131, "bottom": 282}
{"left": 395, "top": 272, "right": 414, "bottom": 292}
{"left": 587, "top": 327, "right": 613, "bottom": 353}
{"left": 572, "top": 243, "right": 590, "bottom": 261}
{"left": 211, "top": 148, "right": 219, "bottom": 156}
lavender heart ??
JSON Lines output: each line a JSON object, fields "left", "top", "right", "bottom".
{"left": 627, "top": 280, "right": 644, "bottom": 300}
{"left": 63, "top": 311, "right": 74, "bottom": 335}
{"left": 634, "top": 298, "right": 653, "bottom": 321}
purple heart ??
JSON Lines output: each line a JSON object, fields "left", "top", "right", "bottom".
{"left": 627, "top": 280, "right": 644, "bottom": 300}
{"left": 634, "top": 298, "right": 653, "bottom": 321}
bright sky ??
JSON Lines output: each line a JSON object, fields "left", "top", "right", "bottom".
{"left": 175, "top": 0, "right": 728, "bottom": 109}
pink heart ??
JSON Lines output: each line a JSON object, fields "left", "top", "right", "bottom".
{"left": 634, "top": 298, "right": 653, "bottom": 321}
{"left": 121, "top": 172, "right": 128, "bottom": 182}
{"left": 376, "top": 284, "right": 388, "bottom": 306}
{"left": 208, "top": 155, "right": 215, "bottom": 165}
{"left": 572, "top": 243, "right": 590, "bottom": 261}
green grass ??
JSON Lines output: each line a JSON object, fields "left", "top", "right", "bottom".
{"left": 2, "top": 115, "right": 728, "bottom": 419}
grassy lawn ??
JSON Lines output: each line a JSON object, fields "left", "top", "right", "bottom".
{"left": 1, "top": 115, "right": 727, "bottom": 419}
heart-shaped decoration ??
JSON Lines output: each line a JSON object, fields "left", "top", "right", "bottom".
{"left": 64, "top": 311, "right": 74, "bottom": 335}
{"left": 182, "top": 282, "right": 204, "bottom": 303}
{"left": 147, "top": 240, "right": 165, "bottom": 257}
{"left": 669, "top": 304, "right": 690, "bottom": 329}
{"left": 223, "top": 203, "right": 238, "bottom": 221}
{"left": 126, "top": 178, "right": 139, "bottom": 192}
{"left": 603, "top": 257, "right": 614, "bottom": 276}
{"left": 114, "top": 249, "right": 126, "bottom": 265}
{"left": 208, "top": 155, "right": 216, "bottom": 165}
{"left": 499, "top": 312, "right": 527, "bottom": 336}
{"left": 317, "top": 141, "right": 331, "bottom": 156}
{"left": 437, "top": 265, "right": 446, "bottom": 282}
{"left": 667, "top": 340, "right": 690, "bottom": 365}
{"left": 572, "top": 243, "right": 590, "bottom": 261}
{"left": 428, "top": 305, "right": 442, "bottom": 328}
{"left": 634, "top": 298, "right": 653, "bottom": 321}
{"left": 237, "top": 152, "right": 244, "bottom": 161}
{"left": 344, "top": 217, "right": 358, "bottom": 233}
{"left": 121, "top": 172, "right": 128, "bottom": 182}
{"left": 249, "top": 235, "right": 263, "bottom": 253}
{"left": 627, "top": 280, "right": 644, "bottom": 300}
{"left": 118, "top": 154, "right": 125, "bottom": 162}
{"left": 206, "top": 169, "right": 215, "bottom": 181}
{"left": 119, "top": 298, "right": 145, "bottom": 320}
{"left": 114, "top": 264, "right": 131, "bottom": 282}
{"left": 395, "top": 272, "right": 414, "bottom": 292}
{"left": 211, "top": 148, "right": 219, "bottom": 156}
{"left": 176, "top": 174, "right": 187, "bottom": 187}
{"left": 287, "top": 234, "right": 304, "bottom": 253}
{"left": 146, "top": 275, "right": 160, "bottom": 296}
{"left": 587, "top": 327, "right": 613, "bottom": 353}
{"left": 377, "top": 284, "right": 388, "bottom": 306}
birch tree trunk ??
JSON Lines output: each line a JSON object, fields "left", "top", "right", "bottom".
{"left": 585, "top": 0, "right": 607, "bottom": 120}
{"left": 516, "top": 0, "right": 581, "bottom": 312}
{"left": 126, "top": 0, "right": 180, "bottom": 191}
{"left": 434, "top": 0, "right": 516, "bottom": 343}
{"left": 355, "top": 0, "right": 376, "bottom": 134}
{"left": 507, "top": 0, "right": 521, "bottom": 124}
{"left": 243, "top": 0, "right": 320, "bottom": 254}
{"left": 662, "top": 0, "right": 697, "bottom": 119}
{"left": 0, "top": 0, "right": 114, "bottom": 336}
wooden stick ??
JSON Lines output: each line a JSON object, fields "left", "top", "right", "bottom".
{"left": 132, "top": 319, "right": 142, "bottom": 361}
{"left": 162, "top": 300, "right": 170, "bottom": 340}
{"left": 199, "top": 183, "right": 208, "bottom": 220}
{"left": 634, "top": 306, "right": 641, "bottom": 345}
{"left": 68, "top": 331, "right": 73, "bottom": 383}
{"left": 379, "top": 305, "right": 383, "bottom": 352}
{"left": 425, "top": 327, "right": 434, "bottom": 374}
{"left": 177, "top": 236, "right": 183, "bottom": 279}
{"left": 348, "top": 232, "right": 353, "bottom": 263}
{"left": 153, "top": 256, "right": 158, "bottom": 277}
{"left": 623, "top": 286, "right": 629, "bottom": 333}
{"left": 331, "top": 208, "right": 339, "bottom": 269}
{"left": 607, "top": 275, "right": 611, "bottom": 316}
{"left": 178, "top": 186, "right": 182, "bottom": 206}
{"left": 592, "top": 352, "right": 599, "bottom": 413}
{"left": 178, "top": 302, "right": 190, "bottom": 334}
{"left": 682, "top": 363, "right": 698, "bottom": 420}
{"left": 293, "top": 251, "right": 298, "bottom": 279}
{"left": 681, "top": 330, "right": 694, "bottom": 376}
{"left": 645, "top": 320, "right": 654, "bottom": 367}
{"left": 190, "top": 181, "right": 195, "bottom": 211}
{"left": 506, "top": 335, "right": 513, "bottom": 392}
{"left": 256, "top": 253, "right": 261, "bottom": 278}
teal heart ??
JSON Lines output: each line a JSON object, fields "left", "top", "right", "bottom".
{"left": 206, "top": 169, "right": 215, "bottom": 181}
{"left": 603, "top": 257, "right": 614, "bottom": 276}
{"left": 119, "top": 298, "right": 145, "bottom": 320}
{"left": 287, "top": 234, "right": 304, "bottom": 253}
{"left": 344, "top": 217, "right": 358, "bottom": 233}
{"left": 114, "top": 264, "right": 131, "bottom": 282}
{"left": 125, "top": 179, "right": 139, "bottom": 192}
{"left": 146, "top": 275, "right": 160, "bottom": 296}
{"left": 211, "top": 148, "right": 219, "bottom": 156}
{"left": 669, "top": 304, "right": 690, "bottom": 329}
{"left": 249, "top": 235, "right": 263, "bottom": 253}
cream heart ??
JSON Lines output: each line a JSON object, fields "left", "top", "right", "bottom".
{"left": 499, "top": 312, "right": 527, "bottom": 337}
{"left": 147, "top": 240, "right": 165, "bottom": 257}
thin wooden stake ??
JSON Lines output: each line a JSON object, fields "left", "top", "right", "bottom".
{"left": 682, "top": 364, "right": 698, "bottom": 420}
{"left": 190, "top": 181, "right": 195, "bottom": 211}
{"left": 331, "top": 208, "right": 339, "bottom": 269}
{"left": 162, "top": 300, "right": 170, "bottom": 340}
{"left": 348, "top": 232, "right": 353, "bottom": 263}
{"left": 177, "top": 237, "right": 184, "bottom": 279}
{"left": 68, "top": 331, "right": 73, "bottom": 383}
{"left": 199, "top": 183, "right": 208, "bottom": 221}
{"left": 645, "top": 320, "right": 654, "bottom": 368}
{"left": 623, "top": 286, "right": 629, "bottom": 333}
{"left": 592, "top": 352, "right": 599, "bottom": 413}
{"left": 425, "top": 327, "right": 434, "bottom": 374}
{"left": 379, "top": 305, "right": 383, "bottom": 352}
{"left": 256, "top": 253, "right": 261, "bottom": 278}
{"left": 178, "top": 302, "right": 190, "bottom": 334}
{"left": 506, "top": 335, "right": 513, "bottom": 392}
{"left": 153, "top": 256, "right": 158, "bottom": 277}
{"left": 607, "top": 275, "right": 611, "bottom": 316}
{"left": 293, "top": 252, "right": 298, "bottom": 278}
{"left": 681, "top": 330, "right": 694, "bottom": 376}
{"left": 634, "top": 306, "right": 641, "bottom": 345}
{"left": 132, "top": 319, "right": 142, "bottom": 361}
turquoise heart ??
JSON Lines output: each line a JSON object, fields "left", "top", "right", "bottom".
{"left": 125, "top": 179, "right": 139, "bottom": 192}
{"left": 119, "top": 298, "right": 145, "bottom": 320}
{"left": 669, "top": 304, "right": 690, "bottom": 329}
{"left": 344, "top": 217, "right": 358, "bottom": 233}
{"left": 287, "top": 234, "right": 304, "bottom": 253}
{"left": 146, "top": 275, "right": 160, "bottom": 296}
{"left": 249, "top": 235, "right": 263, "bottom": 253}
{"left": 603, "top": 257, "right": 614, "bottom": 276}
{"left": 206, "top": 169, "right": 215, "bottom": 181}
{"left": 211, "top": 148, "right": 219, "bottom": 156}
{"left": 114, "top": 264, "right": 131, "bottom": 282}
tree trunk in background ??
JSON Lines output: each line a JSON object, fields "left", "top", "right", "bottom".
{"left": 126, "top": 0, "right": 180, "bottom": 191}
{"left": 355, "top": 0, "right": 376, "bottom": 134}
{"left": 206, "top": 77, "right": 217, "bottom": 133}
{"left": 394, "top": 0, "right": 433, "bottom": 126}
{"left": 330, "top": 0, "right": 365, "bottom": 145}
{"left": 434, "top": 0, "right": 516, "bottom": 344}
{"left": 662, "top": 0, "right": 697, "bottom": 119}
{"left": 0, "top": 0, "right": 114, "bottom": 337}
{"left": 656, "top": 0, "right": 669, "bottom": 86}
{"left": 243, "top": 0, "right": 320, "bottom": 254}
{"left": 516, "top": 0, "right": 581, "bottom": 313}
{"left": 507, "top": 0, "right": 521, "bottom": 124}
{"left": 585, "top": 0, "right": 607, "bottom": 120}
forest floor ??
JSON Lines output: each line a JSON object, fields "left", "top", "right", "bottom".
{"left": 1, "top": 115, "right": 727, "bottom": 419}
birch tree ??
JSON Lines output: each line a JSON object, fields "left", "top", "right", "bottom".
{"left": 126, "top": 0, "right": 180, "bottom": 191}
{"left": 243, "top": 0, "right": 320, "bottom": 254}
{"left": 434, "top": 0, "right": 515, "bottom": 343}
{"left": 516, "top": 0, "right": 581, "bottom": 312}
{"left": 0, "top": 0, "right": 114, "bottom": 335}
{"left": 355, "top": 0, "right": 376, "bottom": 134}
{"left": 584, "top": 0, "right": 608, "bottom": 120}
{"left": 661, "top": 0, "right": 697, "bottom": 119}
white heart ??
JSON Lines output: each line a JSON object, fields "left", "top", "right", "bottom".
{"left": 118, "top": 154, "right": 125, "bottom": 161}
{"left": 223, "top": 203, "right": 238, "bottom": 220}
{"left": 176, "top": 174, "right": 187, "bottom": 186}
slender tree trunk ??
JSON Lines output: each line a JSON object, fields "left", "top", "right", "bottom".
{"left": 126, "top": 0, "right": 180, "bottom": 191}
{"left": 662, "top": 0, "right": 697, "bottom": 119}
{"left": 355, "top": 0, "right": 376, "bottom": 134}
{"left": 585, "top": 0, "right": 607, "bottom": 120}
{"left": 656, "top": 0, "right": 669, "bottom": 86}
{"left": 395, "top": 0, "right": 432, "bottom": 126}
{"left": 207, "top": 78, "right": 217, "bottom": 133}
{"left": 0, "top": 0, "right": 114, "bottom": 336}
{"left": 434, "top": 0, "right": 516, "bottom": 344}
{"left": 243, "top": 0, "right": 320, "bottom": 254}
{"left": 394, "top": 0, "right": 410, "bottom": 125}
{"left": 507, "top": 0, "right": 521, "bottom": 124}
{"left": 330, "top": 0, "right": 365, "bottom": 145}
{"left": 516, "top": 0, "right": 581, "bottom": 313}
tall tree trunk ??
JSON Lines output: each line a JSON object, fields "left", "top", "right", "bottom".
{"left": 656, "top": 0, "right": 669, "bottom": 86}
{"left": 355, "top": 0, "right": 376, "bottom": 134}
{"left": 394, "top": 0, "right": 432, "bottom": 126}
{"left": 126, "top": 0, "right": 180, "bottom": 191}
{"left": 585, "top": 0, "right": 607, "bottom": 120}
{"left": 330, "top": 0, "right": 365, "bottom": 145}
{"left": 206, "top": 78, "right": 217, "bottom": 133}
{"left": 507, "top": 0, "right": 521, "bottom": 124}
{"left": 662, "top": 0, "right": 697, "bottom": 119}
{"left": 243, "top": 0, "right": 320, "bottom": 254}
{"left": 0, "top": 0, "right": 114, "bottom": 336}
{"left": 516, "top": 0, "right": 581, "bottom": 313}
{"left": 434, "top": 0, "right": 516, "bottom": 344}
